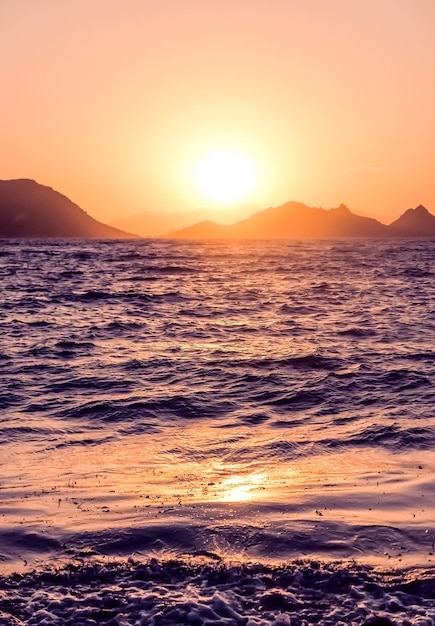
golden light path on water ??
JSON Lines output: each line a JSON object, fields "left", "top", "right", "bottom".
{"left": 2, "top": 420, "right": 435, "bottom": 575}
{"left": 3, "top": 423, "right": 435, "bottom": 527}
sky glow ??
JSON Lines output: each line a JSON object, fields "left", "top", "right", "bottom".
{"left": 1, "top": 0, "right": 434, "bottom": 220}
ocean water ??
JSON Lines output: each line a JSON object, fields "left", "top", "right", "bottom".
{"left": 1, "top": 238, "right": 435, "bottom": 625}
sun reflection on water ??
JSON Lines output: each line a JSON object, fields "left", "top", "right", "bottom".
{"left": 219, "top": 473, "right": 267, "bottom": 502}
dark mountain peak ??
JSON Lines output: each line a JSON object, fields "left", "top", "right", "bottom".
{"left": 400, "top": 205, "right": 429, "bottom": 218}
{"left": 414, "top": 204, "right": 429, "bottom": 214}
{"left": 389, "top": 204, "right": 435, "bottom": 236}
{"left": 0, "top": 178, "right": 136, "bottom": 238}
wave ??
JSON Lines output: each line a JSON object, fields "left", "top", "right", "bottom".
{"left": 59, "top": 394, "right": 235, "bottom": 424}
{"left": 1, "top": 557, "right": 435, "bottom": 625}
{"left": 345, "top": 424, "right": 435, "bottom": 452}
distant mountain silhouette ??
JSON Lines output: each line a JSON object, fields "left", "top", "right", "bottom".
{"left": 170, "top": 201, "right": 393, "bottom": 239}
{"left": 389, "top": 205, "right": 435, "bottom": 236}
{"left": 110, "top": 203, "right": 261, "bottom": 236}
{"left": 4, "top": 181, "right": 433, "bottom": 240}
{"left": 0, "top": 179, "right": 136, "bottom": 238}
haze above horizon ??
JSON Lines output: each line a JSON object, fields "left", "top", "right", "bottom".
{"left": 1, "top": 0, "right": 434, "bottom": 222}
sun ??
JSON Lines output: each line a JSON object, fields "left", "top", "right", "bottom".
{"left": 192, "top": 148, "right": 257, "bottom": 204}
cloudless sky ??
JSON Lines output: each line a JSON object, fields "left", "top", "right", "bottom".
{"left": 1, "top": 0, "right": 434, "bottom": 221}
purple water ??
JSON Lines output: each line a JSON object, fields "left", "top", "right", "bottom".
{"left": 1, "top": 238, "right": 435, "bottom": 624}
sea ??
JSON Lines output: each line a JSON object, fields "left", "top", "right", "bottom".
{"left": 1, "top": 237, "right": 435, "bottom": 625}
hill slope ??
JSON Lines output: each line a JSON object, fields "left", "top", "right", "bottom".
{"left": 0, "top": 179, "right": 136, "bottom": 238}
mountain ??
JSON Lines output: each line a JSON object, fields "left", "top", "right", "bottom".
{"left": 171, "top": 220, "right": 231, "bottom": 239}
{"left": 389, "top": 204, "right": 435, "bottom": 236}
{"left": 0, "top": 179, "right": 136, "bottom": 238}
{"left": 170, "top": 201, "right": 392, "bottom": 239}
{"left": 110, "top": 203, "right": 261, "bottom": 237}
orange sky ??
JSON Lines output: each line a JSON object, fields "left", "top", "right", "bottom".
{"left": 1, "top": 0, "right": 434, "bottom": 221}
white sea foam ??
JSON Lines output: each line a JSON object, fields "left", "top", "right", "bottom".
{"left": 2, "top": 557, "right": 435, "bottom": 625}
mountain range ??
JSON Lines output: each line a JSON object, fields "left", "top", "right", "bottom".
{"left": 0, "top": 179, "right": 135, "bottom": 238}
{"left": 0, "top": 179, "right": 434, "bottom": 239}
{"left": 170, "top": 201, "right": 435, "bottom": 239}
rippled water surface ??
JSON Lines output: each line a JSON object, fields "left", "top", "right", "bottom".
{"left": 1, "top": 238, "right": 435, "bottom": 623}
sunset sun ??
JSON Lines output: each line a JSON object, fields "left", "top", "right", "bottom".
{"left": 192, "top": 149, "right": 257, "bottom": 204}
